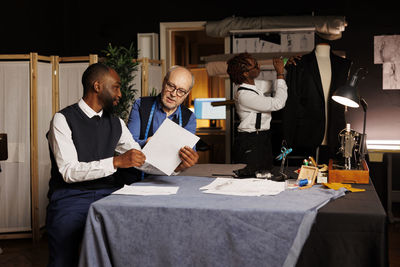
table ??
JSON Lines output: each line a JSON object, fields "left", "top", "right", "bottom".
{"left": 296, "top": 181, "right": 387, "bottom": 267}
{"left": 79, "top": 164, "right": 387, "bottom": 267}
{"left": 368, "top": 143, "right": 400, "bottom": 223}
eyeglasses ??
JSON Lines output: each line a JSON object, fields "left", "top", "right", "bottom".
{"left": 165, "top": 81, "right": 189, "bottom": 97}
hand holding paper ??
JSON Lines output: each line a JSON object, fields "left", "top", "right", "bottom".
{"left": 113, "top": 149, "right": 146, "bottom": 168}
{"left": 175, "top": 146, "right": 199, "bottom": 172}
{"left": 136, "top": 119, "right": 200, "bottom": 176}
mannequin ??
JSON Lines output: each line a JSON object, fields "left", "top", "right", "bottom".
{"left": 315, "top": 43, "right": 332, "bottom": 146}
{"left": 282, "top": 41, "right": 352, "bottom": 164}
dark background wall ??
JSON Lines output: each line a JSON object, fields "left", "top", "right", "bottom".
{"left": 1, "top": 1, "right": 399, "bottom": 207}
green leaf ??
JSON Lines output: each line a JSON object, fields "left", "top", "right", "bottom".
{"left": 102, "top": 42, "right": 139, "bottom": 123}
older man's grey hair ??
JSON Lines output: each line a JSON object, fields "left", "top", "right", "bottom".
{"left": 165, "top": 65, "right": 195, "bottom": 90}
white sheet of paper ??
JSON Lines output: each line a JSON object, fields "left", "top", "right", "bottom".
{"left": 136, "top": 162, "right": 165, "bottom": 176}
{"left": 200, "top": 178, "right": 286, "bottom": 196}
{"left": 137, "top": 118, "right": 200, "bottom": 176}
{"left": 112, "top": 184, "right": 179, "bottom": 195}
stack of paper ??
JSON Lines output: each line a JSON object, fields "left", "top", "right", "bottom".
{"left": 200, "top": 178, "right": 286, "bottom": 196}
{"left": 112, "top": 184, "right": 179, "bottom": 196}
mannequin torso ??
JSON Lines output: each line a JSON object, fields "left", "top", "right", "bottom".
{"left": 315, "top": 43, "right": 332, "bottom": 145}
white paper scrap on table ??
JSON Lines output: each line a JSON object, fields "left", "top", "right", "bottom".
{"left": 136, "top": 118, "right": 200, "bottom": 176}
{"left": 200, "top": 178, "right": 286, "bottom": 196}
{"left": 112, "top": 184, "right": 179, "bottom": 196}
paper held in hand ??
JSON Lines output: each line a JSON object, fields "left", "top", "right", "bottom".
{"left": 135, "top": 118, "right": 200, "bottom": 176}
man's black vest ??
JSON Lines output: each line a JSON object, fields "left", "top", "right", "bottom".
{"left": 138, "top": 95, "right": 192, "bottom": 139}
{"left": 48, "top": 103, "right": 122, "bottom": 197}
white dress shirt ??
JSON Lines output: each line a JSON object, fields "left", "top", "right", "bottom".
{"left": 235, "top": 79, "right": 288, "bottom": 133}
{"left": 47, "top": 99, "right": 141, "bottom": 183}
{"left": 315, "top": 45, "right": 332, "bottom": 146}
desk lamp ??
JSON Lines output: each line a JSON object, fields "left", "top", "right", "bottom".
{"left": 332, "top": 67, "right": 368, "bottom": 168}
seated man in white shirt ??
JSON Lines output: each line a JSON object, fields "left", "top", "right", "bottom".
{"left": 46, "top": 63, "right": 146, "bottom": 267}
{"left": 227, "top": 53, "right": 288, "bottom": 177}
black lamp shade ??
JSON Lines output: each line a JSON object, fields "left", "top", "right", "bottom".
{"left": 332, "top": 84, "right": 360, "bottom": 108}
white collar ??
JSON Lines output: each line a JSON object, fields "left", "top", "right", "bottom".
{"left": 78, "top": 98, "right": 103, "bottom": 118}
{"left": 239, "top": 82, "right": 260, "bottom": 92}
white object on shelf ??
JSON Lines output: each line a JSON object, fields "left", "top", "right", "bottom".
{"left": 138, "top": 33, "right": 159, "bottom": 60}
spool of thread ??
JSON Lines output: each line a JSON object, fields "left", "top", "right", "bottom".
{"left": 299, "top": 179, "right": 308, "bottom": 187}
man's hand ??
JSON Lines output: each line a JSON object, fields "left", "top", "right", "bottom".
{"left": 273, "top": 57, "right": 285, "bottom": 74}
{"left": 174, "top": 146, "right": 199, "bottom": 172}
{"left": 113, "top": 149, "right": 146, "bottom": 168}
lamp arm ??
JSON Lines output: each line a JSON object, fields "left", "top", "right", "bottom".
{"left": 360, "top": 97, "right": 368, "bottom": 112}
{"left": 349, "top": 68, "right": 368, "bottom": 87}
{"left": 359, "top": 98, "right": 368, "bottom": 163}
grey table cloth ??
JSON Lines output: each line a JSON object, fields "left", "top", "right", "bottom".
{"left": 79, "top": 175, "right": 346, "bottom": 267}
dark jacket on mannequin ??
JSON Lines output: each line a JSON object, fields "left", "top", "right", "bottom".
{"left": 282, "top": 49, "right": 352, "bottom": 156}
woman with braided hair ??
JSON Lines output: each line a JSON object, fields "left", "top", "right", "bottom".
{"left": 227, "top": 52, "right": 288, "bottom": 177}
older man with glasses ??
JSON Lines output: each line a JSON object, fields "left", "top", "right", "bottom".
{"left": 127, "top": 65, "right": 198, "bottom": 174}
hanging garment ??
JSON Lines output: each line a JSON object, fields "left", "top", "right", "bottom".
{"left": 282, "top": 50, "right": 352, "bottom": 156}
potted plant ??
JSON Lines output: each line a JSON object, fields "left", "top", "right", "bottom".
{"left": 102, "top": 43, "right": 139, "bottom": 123}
